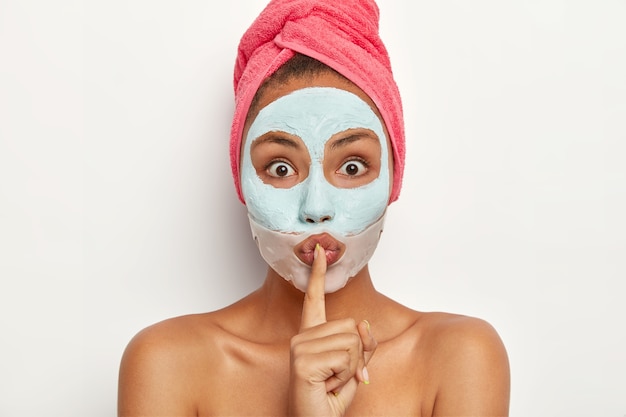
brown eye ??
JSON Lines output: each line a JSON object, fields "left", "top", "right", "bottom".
{"left": 345, "top": 163, "right": 359, "bottom": 175}
{"left": 267, "top": 161, "right": 296, "bottom": 178}
{"left": 338, "top": 160, "right": 367, "bottom": 177}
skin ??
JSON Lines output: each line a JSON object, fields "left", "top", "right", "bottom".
{"left": 244, "top": 86, "right": 390, "bottom": 293}
{"left": 118, "top": 72, "right": 511, "bottom": 416}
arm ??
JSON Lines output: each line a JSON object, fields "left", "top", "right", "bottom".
{"left": 432, "top": 317, "right": 510, "bottom": 417}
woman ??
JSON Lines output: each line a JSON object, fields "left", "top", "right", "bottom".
{"left": 118, "top": 1, "right": 510, "bottom": 415}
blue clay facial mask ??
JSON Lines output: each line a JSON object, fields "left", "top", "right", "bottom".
{"left": 242, "top": 87, "right": 390, "bottom": 234}
{"left": 241, "top": 87, "right": 390, "bottom": 293}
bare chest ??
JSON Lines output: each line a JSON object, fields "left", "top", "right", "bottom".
{"left": 195, "top": 337, "right": 435, "bottom": 416}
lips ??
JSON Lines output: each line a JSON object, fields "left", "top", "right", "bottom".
{"left": 294, "top": 233, "right": 345, "bottom": 266}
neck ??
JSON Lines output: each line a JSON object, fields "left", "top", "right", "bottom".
{"left": 254, "top": 265, "right": 382, "bottom": 338}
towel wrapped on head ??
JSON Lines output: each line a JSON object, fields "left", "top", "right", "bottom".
{"left": 230, "top": 0, "right": 405, "bottom": 203}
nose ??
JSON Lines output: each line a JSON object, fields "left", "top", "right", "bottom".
{"left": 300, "top": 173, "right": 335, "bottom": 224}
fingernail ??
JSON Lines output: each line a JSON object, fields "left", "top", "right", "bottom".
{"left": 362, "top": 366, "right": 370, "bottom": 385}
{"left": 333, "top": 390, "right": 340, "bottom": 396}
{"left": 314, "top": 243, "right": 320, "bottom": 260}
{"left": 363, "top": 319, "right": 371, "bottom": 332}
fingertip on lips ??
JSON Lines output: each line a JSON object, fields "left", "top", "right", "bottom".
{"left": 294, "top": 233, "right": 345, "bottom": 266}
{"left": 298, "top": 247, "right": 341, "bottom": 266}
{"left": 313, "top": 243, "right": 322, "bottom": 261}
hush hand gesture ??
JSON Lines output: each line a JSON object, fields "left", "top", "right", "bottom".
{"left": 288, "top": 244, "right": 377, "bottom": 416}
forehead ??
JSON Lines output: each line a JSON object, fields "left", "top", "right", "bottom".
{"left": 243, "top": 71, "right": 387, "bottom": 144}
{"left": 248, "top": 87, "right": 383, "bottom": 149}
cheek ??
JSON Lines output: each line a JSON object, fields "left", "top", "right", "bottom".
{"left": 242, "top": 178, "right": 305, "bottom": 232}
{"left": 322, "top": 178, "right": 389, "bottom": 235}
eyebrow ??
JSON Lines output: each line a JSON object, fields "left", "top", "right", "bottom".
{"left": 251, "top": 133, "right": 301, "bottom": 150}
{"left": 330, "top": 132, "right": 379, "bottom": 150}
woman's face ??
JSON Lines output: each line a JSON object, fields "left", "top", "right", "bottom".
{"left": 240, "top": 71, "right": 393, "bottom": 292}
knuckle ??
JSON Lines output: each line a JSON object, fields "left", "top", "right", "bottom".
{"left": 290, "top": 337, "right": 307, "bottom": 356}
{"left": 343, "top": 317, "right": 357, "bottom": 329}
{"left": 347, "top": 332, "right": 361, "bottom": 347}
{"left": 291, "top": 343, "right": 306, "bottom": 358}
{"left": 291, "top": 356, "right": 310, "bottom": 378}
{"left": 340, "top": 350, "right": 352, "bottom": 368}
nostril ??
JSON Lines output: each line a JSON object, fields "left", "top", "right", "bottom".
{"left": 304, "top": 215, "right": 331, "bottom": 223}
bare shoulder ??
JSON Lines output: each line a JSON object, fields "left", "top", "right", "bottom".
{"left": 417, "top": 312, "right": 507, "bottom": 354}
{"left": 120, "top": 313, "right": 224, "bottom": 370}
{"left": 415, "top": 312, "right": 510, "bottom": 416}
{"left": 118, "top": 313, "right": 224, "bottom": 416}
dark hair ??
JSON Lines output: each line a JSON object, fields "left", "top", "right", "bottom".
{"left": 247, "top": 53, "right": 347, "bottom": 121}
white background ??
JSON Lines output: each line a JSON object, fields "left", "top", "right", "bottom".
{"left": 1, "top": 0, "right": 625, "bottom": 416}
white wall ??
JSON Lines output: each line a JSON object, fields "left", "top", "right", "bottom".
{"left": 1, "top": 0, "right": 624, "bottom": 416}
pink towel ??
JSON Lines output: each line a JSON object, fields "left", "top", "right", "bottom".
{"left": 230, "top": 0, "right": 405, "bottom": 203}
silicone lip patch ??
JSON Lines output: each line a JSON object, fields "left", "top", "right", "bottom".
{"left": 294, "top": 233, "right": 345, "bottom": 266}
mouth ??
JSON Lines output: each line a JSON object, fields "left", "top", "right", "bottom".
{"left": 294, "top": 233, "right": 346, "bottom": 267}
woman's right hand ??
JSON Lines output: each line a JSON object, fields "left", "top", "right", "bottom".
{"left": 288, "top": 245, "right": 377, "bottom": 416}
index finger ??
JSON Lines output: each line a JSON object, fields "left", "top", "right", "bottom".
{"left": 300, "top": 243, "right": 327, "bottom": 330}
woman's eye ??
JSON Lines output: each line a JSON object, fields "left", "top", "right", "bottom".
{"left": 266, "top": 161, "right": 296, "bottom": 178}
{"left": 338, "top": 160, "right": 368, "bottom": 177}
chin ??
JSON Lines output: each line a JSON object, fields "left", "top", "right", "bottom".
{"left": 249, "top": 215, "right": 386, "bottom": 294}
